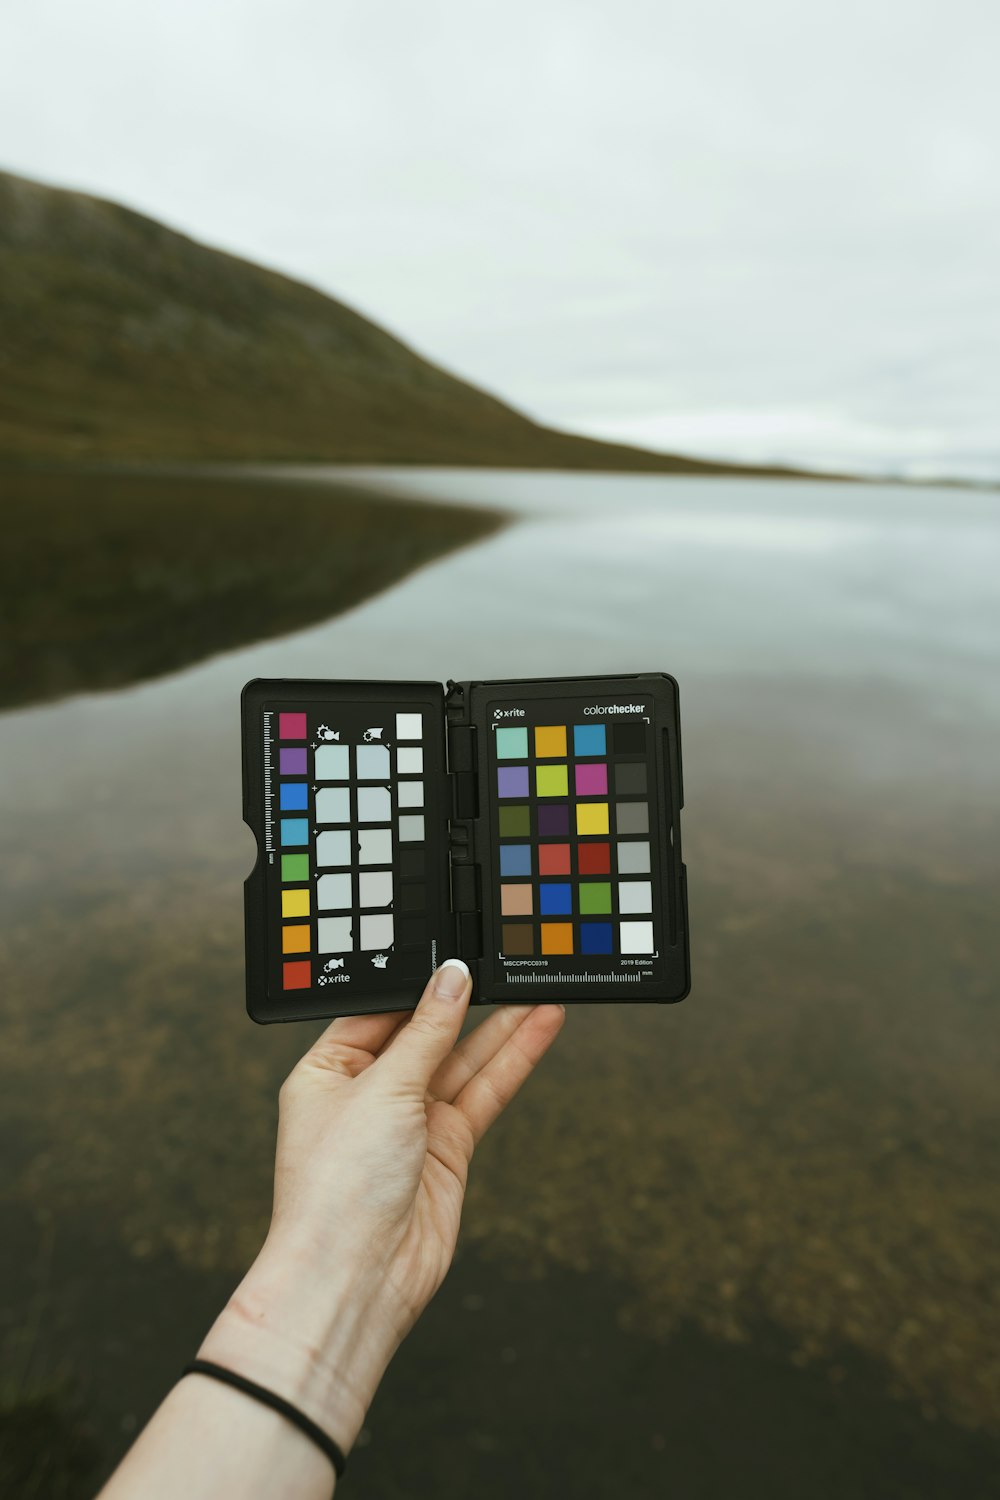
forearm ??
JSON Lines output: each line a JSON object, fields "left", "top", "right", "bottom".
{"left": 97, "top": 964, "right": 561, "bottom": 1500}
{"left": 99, "top": 1234, "right": 403, "bottom": 1500}
{"left": 99, "top": 1372, "right": 336, "bottom": 1500}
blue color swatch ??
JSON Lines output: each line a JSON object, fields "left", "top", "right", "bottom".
{"left": 580, "top": 921, "right": 614, "bottom": 954}
{"left": 539, "top": 883, "right": 572, "bottom": 916}
{"left": 280, "top": 782, "right": 308, "bottom": 811}
{"left": 499, "top": 844, "right": 532, "bottom": 877}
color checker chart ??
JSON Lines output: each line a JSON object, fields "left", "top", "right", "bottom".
{"left": 244, "top": 673, "right": 688, "bottom": 1020}
{"left": 242, "top": 680, "right": 450, "bottom": 1021}
{"left": 482, "top": 691, "right": 665, "bottom": 993}
{"left": 276, "top": 706, "right": 430, "bottom": 992}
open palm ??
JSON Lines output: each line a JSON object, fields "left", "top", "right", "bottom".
{"left": 270, "top": 965, "right": 565, "bottom": 1336}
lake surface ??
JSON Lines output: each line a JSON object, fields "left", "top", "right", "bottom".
{"left": 2, "top": 468, "right": 999, "bottom": 1498}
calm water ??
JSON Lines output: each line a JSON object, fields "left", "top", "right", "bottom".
{"left": 2, "top": 469, "right": 999, "bottom": 1497}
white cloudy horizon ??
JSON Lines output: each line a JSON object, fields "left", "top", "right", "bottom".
{"left": 1, "top": 0, "right": 997, "bottom": 480}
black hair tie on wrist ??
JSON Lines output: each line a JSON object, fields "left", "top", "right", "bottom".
{"left": 182, "top": 1359, "right": 348, "bottom": 1482}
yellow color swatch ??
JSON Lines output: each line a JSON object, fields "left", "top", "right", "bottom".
{"left": 576, "top": 802, "right": 609, "bottom": 836}
{"left": 282, "top": 888, "right": 311, "bottom": 919}
{"left": 536, "top": 764, "right": 568, "bottom": 797}
{"left": 535, "top": 724, "right": 567, "bottom": 758}
{"left": 282, "top": 924, "right": 311, "bottom": 953}
{"left": 541, "top": 922, "right": 574, "bottom": 955}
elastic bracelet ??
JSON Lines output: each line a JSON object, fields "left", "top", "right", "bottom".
{"left": 182, "top": 1359, "right": 347, "bottom": 1481}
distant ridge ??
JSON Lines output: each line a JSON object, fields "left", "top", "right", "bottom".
{"left": 0, "top": 169, "right": 817, "bottom": 476}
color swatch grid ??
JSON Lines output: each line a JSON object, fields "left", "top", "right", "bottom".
{"left": 495, "top": 719, "right": 655, "bottom": 958}
{"left": 276, "top": 709, "right": 426, "bottom": 991}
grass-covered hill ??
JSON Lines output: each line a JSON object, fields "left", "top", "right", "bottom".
{"left": 0, "top": 169, "right": 801, "bottom": 474}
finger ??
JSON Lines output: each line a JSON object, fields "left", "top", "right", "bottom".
{"left": 454, "top": 1003, "right": 565, "bottom": 1143}
{"left": 425, "top": 1098, "right": 475, "bottom": 1188}
{"left": 377, "top": 959, "right": 472, "bottom": 1091}
{"left": 428, "top": 1003, "right": 535, "bottom": 1103}
{"left": 374, "top": 1011, "right": 418, "bottom": 1055}
{"left": 303, "top": 1009, "right": 411, "bottom": 1078}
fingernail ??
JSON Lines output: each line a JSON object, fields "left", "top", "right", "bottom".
{"left": 434, "top": 958, "right": 471, "bottom": 1000}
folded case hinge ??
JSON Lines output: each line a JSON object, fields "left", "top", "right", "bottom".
{"left": 444, "top": 683, "right": 483, "bottom": 962}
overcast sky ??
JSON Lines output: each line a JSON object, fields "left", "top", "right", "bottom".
{"left": 2, "top": 0, "right": 998, "bottom": 477}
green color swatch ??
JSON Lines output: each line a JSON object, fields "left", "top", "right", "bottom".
{"left": 579, "top": 881, "right": 612, "bottom": 915}
{"left": 499, "top": 804, "right": 531, "bottom": 837}
{"left": 536, "top": 764, "right": 568, "bottom": 797}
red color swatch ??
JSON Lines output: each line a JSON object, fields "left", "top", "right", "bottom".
{"left": 538, "top": 843, "right": 571, "bottom": 875}
{"left": 283, "top": 960, "right": 311, "bottom": 990}
{"left": 279, "top": 712, "right": 307, "bottom": 739}
{"left": 578, "top": 842, "right": 611, "bottom": 874}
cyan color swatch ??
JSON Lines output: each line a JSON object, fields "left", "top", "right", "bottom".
{"left": 574, "top": 723, "right": 606, "bottom": 757}
{"left": 280, "top": 817, "right": 309, "bottom": 846}
{"left": 496, "top": 727, "right": 529, "bottom": 759}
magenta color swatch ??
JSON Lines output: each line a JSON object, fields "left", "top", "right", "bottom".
{"left": 497, "top": 765, "right": 530, "bottom": 798}
{"left": 575, "top": 762, "right": 608, "bottom": 796}
{"left": 279, "top": 712, "right": 307, "bottom": 739}
{"left": 279, "top": 747, "right": 308, "bottom": 775}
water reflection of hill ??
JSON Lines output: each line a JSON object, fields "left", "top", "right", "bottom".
{"left": 0, "top": 468, "right": 504, "bottom": 710}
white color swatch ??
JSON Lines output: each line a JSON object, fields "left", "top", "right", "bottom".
{"left": 358, "top": 828, "right": 393, "bottom": 865}
{"left": 359, "top": 914, "right": 394, "bottom": 950}
{"left": 317, "top": 917, "right": 353, "bottom": 953}
{"left": 314, "top": 745, "right": 349, "bottom": 780}
{"left": 316, "top": 787, "right": 350, "bottom": 823}
{"left": 618, "top": 880, "right": 652, "bottom": 913}
{"left": 316, "top": 830, "right": 351, "bottom": 866}
{"left": 317, "top": 874, "right": 352, "bottom": 910}
{"left": 356, "top": 745, "right": 390, "bottom": 780}
{"left": 359, "top": 871, "right": 393, "bottom": 908}
{"left": 357, "top": 786, "right": 391, "bottom": 822}
{"left": 395, "top": 713, "right": 423, "bottom": 740}
{"left": 619, "top": 921, "right": 654, "bottom": 954}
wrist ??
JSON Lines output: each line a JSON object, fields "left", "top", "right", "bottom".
{"left": 197, "top": 1233, "right": 402, "bottom": 1453}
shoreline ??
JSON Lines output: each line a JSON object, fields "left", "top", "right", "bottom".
{"left": 5, "top": 455, "right": 993, "bottom": 496}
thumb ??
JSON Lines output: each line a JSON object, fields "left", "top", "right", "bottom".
{"left": 377, "top": 959, "right": 472, "bottom": 1091}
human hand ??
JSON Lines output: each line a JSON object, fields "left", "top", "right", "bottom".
{"left": 198, "top": 961, "right": 564, "bottom": 1455}
{"left": 270, "top": 958, "right": 565, "bottom": 1330}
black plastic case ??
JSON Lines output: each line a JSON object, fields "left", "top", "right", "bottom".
{"left": 242, "top": 672, "right": 689, "bottom": 1022}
